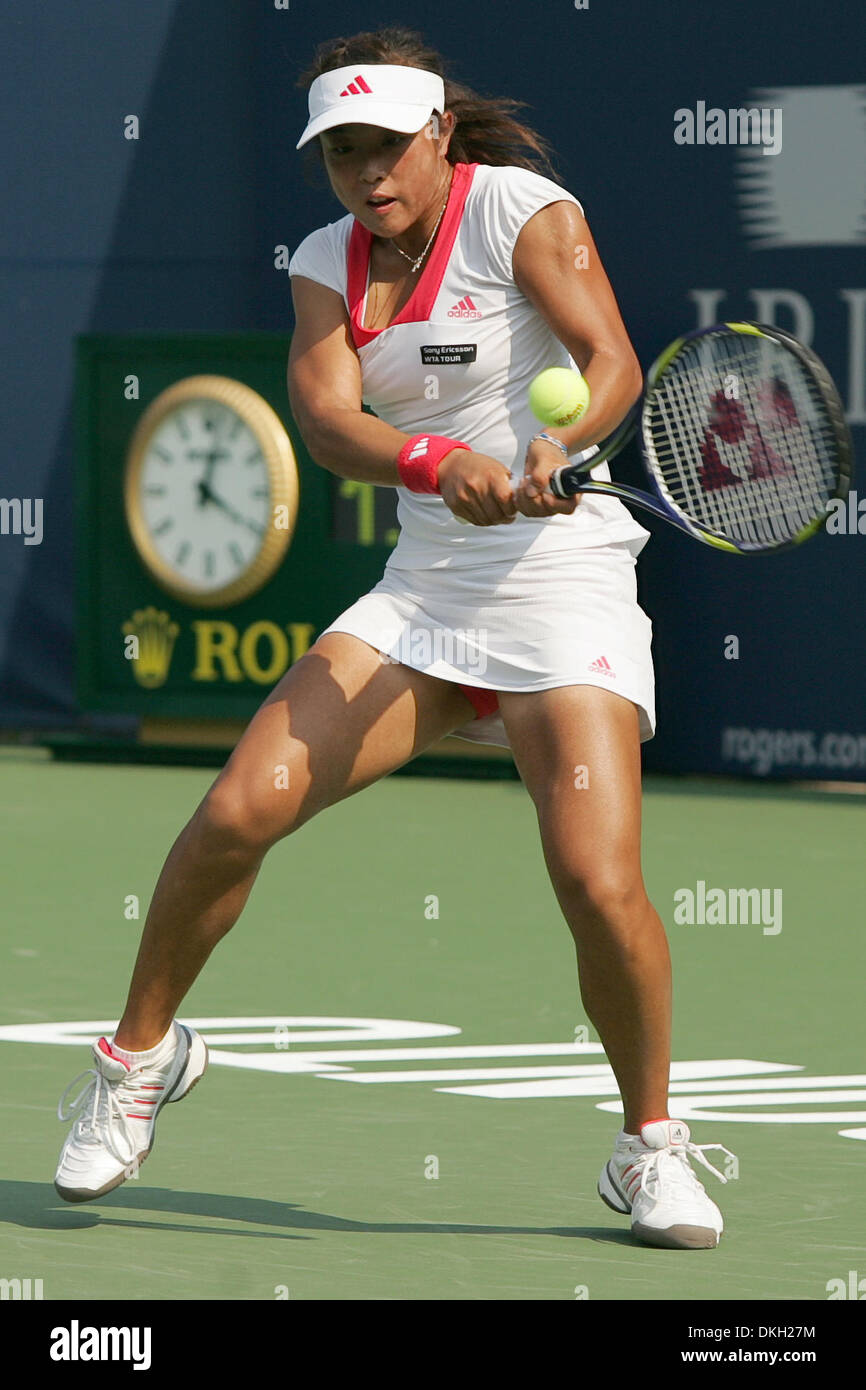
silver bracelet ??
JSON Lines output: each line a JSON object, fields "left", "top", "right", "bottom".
{"left": 530, "top": 430, "right": 569, "bottom": 459}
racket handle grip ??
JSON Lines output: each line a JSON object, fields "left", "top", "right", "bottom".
{"left": 549, "top": 444, "right": 600, "bottom": 498}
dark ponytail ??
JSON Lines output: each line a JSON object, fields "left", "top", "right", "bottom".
{"left": 296, "top": 26, "right": 560, "bottom": 186}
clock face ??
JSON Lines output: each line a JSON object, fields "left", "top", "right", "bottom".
{"left": 125, "top": 378, "right": 297, "bottom": 606}
{"left": 138, "top": 398, "right": 270, "bottom": 592}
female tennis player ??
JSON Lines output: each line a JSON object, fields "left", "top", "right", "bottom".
{"left": 55, "top": 26, "right": 734, "bottom": 1250}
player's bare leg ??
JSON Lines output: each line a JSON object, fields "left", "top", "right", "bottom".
{"left": 55, "top": 636, "right": 477, "bottom": 1202}
{"left": 497, "top": 685, "right": 671, "bottom": 1134}
{"left": 500, "top": 683, "right": 733, "bottom": 1247}
{"left": 113, "top": 635, "right": 474, "bottom": 1051}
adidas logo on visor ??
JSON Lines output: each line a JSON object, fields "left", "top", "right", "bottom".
{"left": 339, "top": 75, "right": 374, "bottom": 97}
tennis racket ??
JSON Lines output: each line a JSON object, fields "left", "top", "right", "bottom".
{"left": 547, "top": 321, "right": 853, "bottom": 554}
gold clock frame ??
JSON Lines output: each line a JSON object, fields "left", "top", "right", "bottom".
{"left": 124, "top": 374, "right": 299, "bottom": 608}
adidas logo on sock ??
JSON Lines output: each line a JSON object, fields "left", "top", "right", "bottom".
{"left": 447, "top": 294, "right": 482, "bottom": 319}
{"left": 339, "top": 75, "right": 373, "bottom": 97}
{"left": 588, "top": 655, "right": 615, "bottom": 677}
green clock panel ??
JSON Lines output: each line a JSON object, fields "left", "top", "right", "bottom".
{"left": 76, "top": 334, "right": 400, "bottom": 718}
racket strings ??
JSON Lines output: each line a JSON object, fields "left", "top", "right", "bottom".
{"left": 656, "top": 343, "right": 836, "bottom": 544}
{"left": 645, "top": 334, "right": 840, "bottom": 547}
{"left": 659, "top": 348, "right": 829, "bottom": 544}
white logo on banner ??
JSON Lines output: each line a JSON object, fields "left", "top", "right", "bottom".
{"left": 3, "top": 1016, "right": 865, "bottom": 1144}
{"left": 736, "top": 85, "right": 866, "bottom": 248}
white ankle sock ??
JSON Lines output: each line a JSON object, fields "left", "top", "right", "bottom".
{"left": 110, "top": 1023, "right": 176, "bottom": 1066}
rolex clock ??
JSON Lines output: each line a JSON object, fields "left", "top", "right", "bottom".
{"left": 77, "top": 334, "right": 404, "bottom": 722}
{"left": 124, "top": 375, "right": 299, "bottom": 608}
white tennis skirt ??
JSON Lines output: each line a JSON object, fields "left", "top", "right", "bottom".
{"left": 319, "top": 536, "right": 655, "bottom": 748}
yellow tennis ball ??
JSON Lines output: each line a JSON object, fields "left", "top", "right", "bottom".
{"left": 529, "top": 368, "right": 590, "bottom": 426}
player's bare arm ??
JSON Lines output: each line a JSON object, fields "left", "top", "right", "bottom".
{"left": 512, "top": 201, "right": 643, "bottom": 517}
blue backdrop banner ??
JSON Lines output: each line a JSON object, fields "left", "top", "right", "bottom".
{"left": 1, "top": 2, "right": 863, "bottom": 779}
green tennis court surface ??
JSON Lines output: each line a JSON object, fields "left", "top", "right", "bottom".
{"left": 1, "top": 753, "right": 863, "bottom": 1301}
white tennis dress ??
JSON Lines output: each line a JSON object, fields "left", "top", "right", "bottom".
{"left": 288, "top": 161, "right": 655, "bottom": 746}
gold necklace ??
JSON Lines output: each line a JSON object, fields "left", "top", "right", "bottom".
{"left": 368, "top": 168, "right": 454, "bottom": 327}
{"left": 391, "top": 166, "right": 454, "bottom": 272}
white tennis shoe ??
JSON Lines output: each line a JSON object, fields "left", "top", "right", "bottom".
{"left": 54, "top": 1022, "right": 208, "bottom": 1203}
{"left": 598, "top": 1118, "right": 735, "bottom": 1249}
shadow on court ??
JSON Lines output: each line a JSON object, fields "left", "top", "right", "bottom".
{"left": 0, "top": 1181, "right": 636, "bottom": 1246}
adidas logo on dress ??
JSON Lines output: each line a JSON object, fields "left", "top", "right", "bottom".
{"left": 447, "top": 294, "right": 482, "bottom": 319}
{"left": 588, "top": 655, "right": 615, "bottom": 677}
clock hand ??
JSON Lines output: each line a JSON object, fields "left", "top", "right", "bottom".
{"left": 198, "top": 481, "right": 266, "bottom": 537}
{"left": 196, "top": 478, "right": 213, "bottom": 509}
{"left": 187, "top": 447, "right": 230, "bottom": 495}
{"left": 193, "top": 448, "right": 234, "bottom": 504}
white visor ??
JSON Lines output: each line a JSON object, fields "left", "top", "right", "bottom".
{"left": 296, "top": 63, "right": 445, "bottom": 150}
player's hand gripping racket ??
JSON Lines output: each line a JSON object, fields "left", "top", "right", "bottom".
{"left": 547, "top": 321, "right": 852, "bottom": 553}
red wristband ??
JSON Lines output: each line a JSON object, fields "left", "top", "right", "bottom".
{"left": 396, "top": 434, "right": 470, "bottom": 494}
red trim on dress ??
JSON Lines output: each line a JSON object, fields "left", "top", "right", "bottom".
{"left": 347, "top": 162, "right": 479, "bottom": 350}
